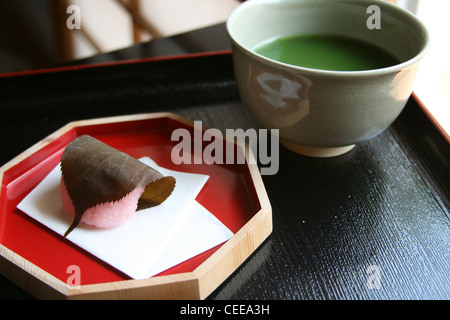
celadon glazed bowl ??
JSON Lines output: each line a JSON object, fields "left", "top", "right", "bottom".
{"left": 227, "top": 0, "right": 429, "bottom": 157}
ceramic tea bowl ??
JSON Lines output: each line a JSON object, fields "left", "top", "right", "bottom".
{"left": 227, "top": 0, "right": 429, "bottom": 157}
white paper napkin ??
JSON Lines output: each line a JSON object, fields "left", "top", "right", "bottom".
{"left": 17, "top": 157, "right": 233, "bottom": 279}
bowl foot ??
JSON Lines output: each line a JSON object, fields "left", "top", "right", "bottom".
{"left": 281, "top": 140, "right": 355, "bottom": 158}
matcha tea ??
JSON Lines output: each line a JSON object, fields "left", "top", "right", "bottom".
{"left": 254, "top": 34, "right": 399, "bottom": 71}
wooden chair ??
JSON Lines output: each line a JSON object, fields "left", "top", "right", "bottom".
{"left": 50, "top": 0, "right": 162, "bottom": 62}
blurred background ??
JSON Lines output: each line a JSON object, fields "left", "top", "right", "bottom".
{"left": 0, "top": 0, "right": 240, "bottom": 72}
{"left": 0, "top": 0, "right": 448, "bottom": 135}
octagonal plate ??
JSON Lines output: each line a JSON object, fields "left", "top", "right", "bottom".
{"left": 0, "top": 112, "right": 272, "bottom": 299}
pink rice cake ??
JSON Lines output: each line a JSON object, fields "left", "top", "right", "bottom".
{"left": 60, "top": 179, "right": 145, "bottom": 229}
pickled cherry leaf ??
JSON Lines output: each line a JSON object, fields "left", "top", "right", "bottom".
{"left": 60, "top": 135, "right": 176, "bottom": 237}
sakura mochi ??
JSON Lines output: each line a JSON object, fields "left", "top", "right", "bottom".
{"left": 60, "top": 182, "right": 145, "bottom": 229}
{"left": 60, "top": 135, "right": 176, "bottom": 237}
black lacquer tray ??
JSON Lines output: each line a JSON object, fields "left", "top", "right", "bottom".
{"left": 0, "top": 51, "right": 449, "bottom": 300}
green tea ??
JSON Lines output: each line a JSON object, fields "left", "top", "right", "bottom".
{"left": 253, "top": 34, "right": 399, "bottom": 71}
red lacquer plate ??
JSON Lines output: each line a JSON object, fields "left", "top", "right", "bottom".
{"left": 0, "top": 112, "right": 272, "bottom": 299}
